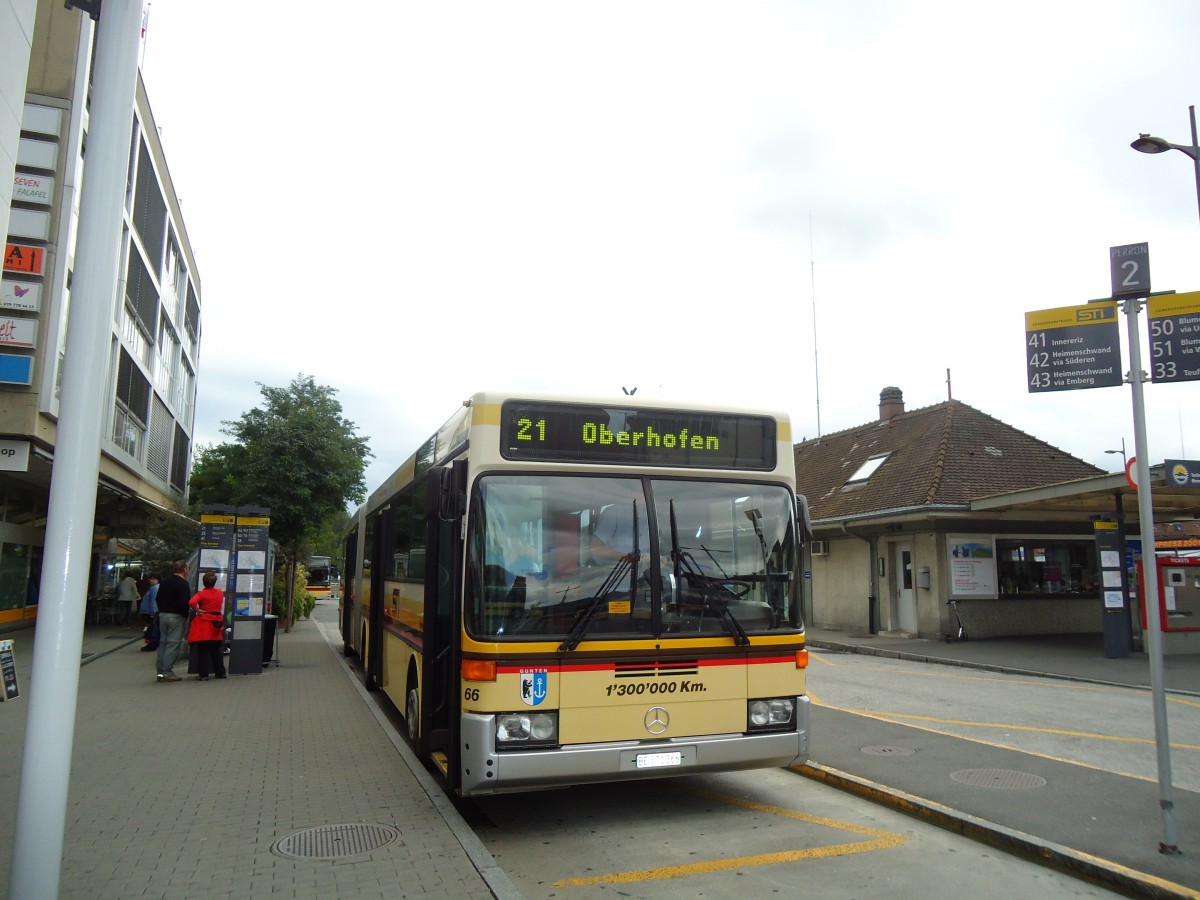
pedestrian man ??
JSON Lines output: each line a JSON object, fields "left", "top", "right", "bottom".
{"left": 154, "top": 560, "right": 190, "bottom": 683}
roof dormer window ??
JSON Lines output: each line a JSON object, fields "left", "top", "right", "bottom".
{"left": 846, "top": 452, "right": 891, "bottom": 484}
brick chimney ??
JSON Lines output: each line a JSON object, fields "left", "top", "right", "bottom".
{"left": 879, "top": 386, "right": 904, "bottom": 421}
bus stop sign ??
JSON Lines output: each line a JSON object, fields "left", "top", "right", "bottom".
{"left": 1110, "top": 243, "right": 1150, "bottom": 297}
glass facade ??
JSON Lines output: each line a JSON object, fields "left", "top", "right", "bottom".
{"left": 0, "top": 484, "right": 46, "bottom": 622}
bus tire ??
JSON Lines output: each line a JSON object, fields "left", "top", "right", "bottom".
{"left": 406, "top": 686, "right": 420, "bottom": 744}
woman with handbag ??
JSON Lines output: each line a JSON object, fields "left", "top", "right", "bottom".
{"left": 187, "top": 572, "right": 227, "bottom": 681}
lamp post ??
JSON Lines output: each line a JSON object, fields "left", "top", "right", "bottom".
{"left": 1104, "top": 438, "right": 1127, "bottom": 470}
{"left": 1131, "top": 105, "right": 1200, "bottom": 226}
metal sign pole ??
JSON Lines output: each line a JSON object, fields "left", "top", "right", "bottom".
{"left": 1123, "top": 296, "right": 1179, "bottom": 854}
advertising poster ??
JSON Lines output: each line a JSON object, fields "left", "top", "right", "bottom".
{"left": 1, "top": 639, "right": 18, "bottom": 701}
{"left": 948, "top": 535, "right": 996, "bottom": 596}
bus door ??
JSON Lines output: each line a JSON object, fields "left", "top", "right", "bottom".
{"left": 421, "top": 461, "right": 465, "bottom": 781}
{"left": 364, "top": 507, "right": 389, "bottom": 691}
{"left": 341, "top": 530, "right": 358, "bottom": 657}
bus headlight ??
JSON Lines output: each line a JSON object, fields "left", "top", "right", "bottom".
{"left": 747, "top": 698, "right": 796, "bottom": 731}
{"left": 495, "top": 712, "right": 559, "bottom": 748}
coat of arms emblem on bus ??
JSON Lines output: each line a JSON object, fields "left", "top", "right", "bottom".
{"left": 521, "top": 669, "right": 548, "bottom": 706}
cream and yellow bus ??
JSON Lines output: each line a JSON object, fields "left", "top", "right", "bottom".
{"left": 340, "top": 392, "right": 812, "bottom": 796}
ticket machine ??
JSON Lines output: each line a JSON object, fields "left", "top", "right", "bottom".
{"left": 1137, "top": 556, "right": 1200, "bottom": 654}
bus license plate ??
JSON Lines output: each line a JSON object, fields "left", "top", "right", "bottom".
{"left": 635, "top": 751, "right": 682, "bottom": 769}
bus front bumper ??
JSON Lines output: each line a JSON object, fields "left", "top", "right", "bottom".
{"left": 458, "top": 695, "right": 810, "bottom": 796}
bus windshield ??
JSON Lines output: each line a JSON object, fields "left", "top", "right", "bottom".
{"left": 466, "top": 474, "right": 799, "bottom": 641}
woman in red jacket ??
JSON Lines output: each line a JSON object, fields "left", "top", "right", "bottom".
{"left": 188, "top": 571, "right": 227, "bottom": 681}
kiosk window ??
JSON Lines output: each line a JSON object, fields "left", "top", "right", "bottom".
{"left": 996, "top": 538, "right": 1098, "bottom": 597}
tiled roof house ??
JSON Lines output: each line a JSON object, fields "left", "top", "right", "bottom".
{"left": 794, "top": 387, "right": 1113, "bottom": 641}
{"left": 796, "top": 387, "right": 1104, "bottom": 527}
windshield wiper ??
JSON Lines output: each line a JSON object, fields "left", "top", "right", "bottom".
{"left": 668, "top": 501, "right": 749, "bottom": 646}
{"left": 559, "top": 501, "right": 639, "bottom": 652}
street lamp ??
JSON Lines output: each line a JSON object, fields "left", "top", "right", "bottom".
{"left": 1104, "top": 438, "right": 1127, "bottom": 470}
{"left": 1131, "top": 105, "right": 1200, "bottom": 225}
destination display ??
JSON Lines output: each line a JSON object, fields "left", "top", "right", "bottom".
{"left": 1025, "top": 301, "right": 1122, "bottom": 393}
{"left": 500, "top": 401, "right": 776, "bottom": 470}
{"left": 1148, "top": 291, "right": 1200, "bottom": 384}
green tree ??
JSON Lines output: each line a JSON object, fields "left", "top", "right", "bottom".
{"left": 188, "top": 375, "right": 372, "bottom": 629}
{"left": 125, "top": 505, "right": 201, "bottom": 579}
{"left": 307, "top": 507, "right": 352, "bottom": 561}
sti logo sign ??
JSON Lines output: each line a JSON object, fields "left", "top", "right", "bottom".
{"left": 1075, "top": 305, "right": 1118, "bottom": 323}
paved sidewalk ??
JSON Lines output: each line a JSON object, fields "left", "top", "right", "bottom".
{"left": 0, "top": 602, "right": 519, "bottom": 899}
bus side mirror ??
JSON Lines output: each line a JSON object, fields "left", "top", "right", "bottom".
{"left": 796, "top": 495, "right": 813, "bottom": 544}
{"left": 427, "top": 459, "right": 468, "bottom": 521}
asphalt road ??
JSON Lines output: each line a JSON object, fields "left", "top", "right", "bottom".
{"left": 467, "top": 768, "right": 1124, "bottom": 899}
{"left": 805, "top": 648, "right": 1200, "bottom": 792}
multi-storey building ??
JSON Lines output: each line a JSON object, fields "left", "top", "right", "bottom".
{"left": 0, "top": 0, "right": 200, "bottom": 631}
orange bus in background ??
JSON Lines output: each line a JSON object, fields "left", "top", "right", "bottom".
{"left": 306, "top": 556, "right": 339, "bottom": 599}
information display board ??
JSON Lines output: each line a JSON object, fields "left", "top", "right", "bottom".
{"left": 1148, "top": 291, "right": 1200, "bottom": 384}
{"left": 1025, "top": 301, "right": 1122, "bottom": 392}
{"left": 196, "top": 505, "right": 236, "bottom": 677}
{"left": 1094, "top": 520, "right": 1131, "bottom": 658}
{"left": 229, "top": 507, "right": 270, "bottom": 675}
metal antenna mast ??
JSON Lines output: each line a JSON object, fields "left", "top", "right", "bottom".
{"left": 810, "top": 213, "right": 821, "bottom": 438}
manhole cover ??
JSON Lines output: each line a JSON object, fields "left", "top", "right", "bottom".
{"left": 861, "top": 745, "right": 915, "bottom": 756}
{"left": 272, "top": 823, "right": 401, "bottom": 860}
{"left": 949, "top": 768, "right": 1046, "bottom": 790}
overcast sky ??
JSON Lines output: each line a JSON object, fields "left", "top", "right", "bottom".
{"left": 138, "top": 1, "right": 1200, "bottom": 494}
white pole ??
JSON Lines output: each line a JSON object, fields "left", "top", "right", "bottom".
{"left": 1123, "top": 296, "right": 1179, "bottom": 853}
{"left": 9, "top": 2, "right": 144, "bottom": 896}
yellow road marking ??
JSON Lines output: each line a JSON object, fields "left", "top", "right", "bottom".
{"left": 809, "top": 698, "right": 1180, "bottom": 782}
{"left": 819, "top": 655, "right": 1200, "bottom": 710}
{"left": 552, "top": 782, "right": 907, "bottom": 887}
{"left": 815, "top": 698, "right": 1200, "bottom": 753}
